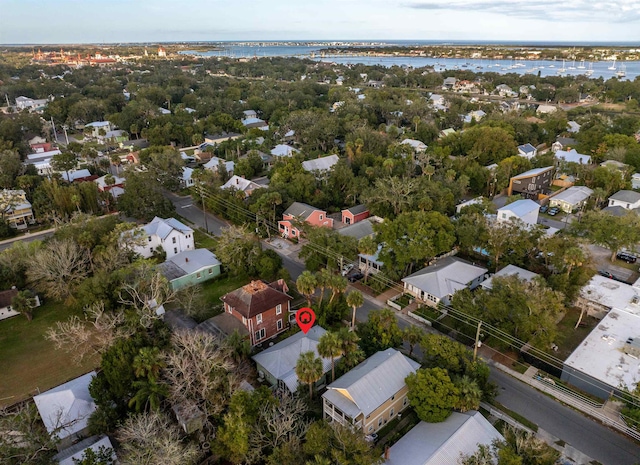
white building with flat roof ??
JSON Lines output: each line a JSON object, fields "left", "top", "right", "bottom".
{"left": 497, "top": 199, "right": 540, "bottom": 226}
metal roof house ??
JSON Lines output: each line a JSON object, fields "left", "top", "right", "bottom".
{"left": 204, "top": 156, "right": 235, "bottom": 175}
{"left": 549, "top": 186, "right": 593, "bottom": 213}
{"left": 400, "top": 139, "right": 428, "bottom": 153}
{"left": 33, "top": 371, "right": 97, "bottom": 450}
{"left": 556, "top": 148, "right": 591, "bottom": 165}
{"left": 402, "top": 257, "right": 488, "bottom": 306}
{"left": 159, "top": 248, "right": 221, "bottom": 291}
{"left": 323, "top": 348, "right": 420, "bottom": 434}
{"left": 384, "top": 411, "right": 503, "bottom": 465}
{"left": 496, "top": 199, "right": 540, "bottom": 226}
{"left": 302, "top": 154, "right": 340, "bottom": 174}
{"left": 221, "top": 175, "right": 263, "bottom": 197}
{"left": 252, "top": 326, "right": 335, "bottom": 393}
{"left": 132, "top": 217, "right": 194, "bottom": 259}
{"left": 481, "top": 264, "right": 540, "bottom": 290}
{"left": 517, "top": 143, "right": 537, "bottom": 159}
{"left": 608, "top": 190, "right": 640, "bottom": 210}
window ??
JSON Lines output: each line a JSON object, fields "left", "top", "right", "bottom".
{"left": 172, "top": 237, "right": 176, "bottom": 244}
{"left": 391, "top": 395, "right": 395, "bottom": 401}
{"left": 389, "top": 408, "right": 394, "bottom": 418}
{"left": 255, "top": 328, "right": 266, "bottom": 341}
{"left": 319, "top": 214, "right": 323, "bottom": 220}
{"left": 174, "top": 247, "right": 178, "bottom": 254}
{"left": 378, "top": 418, "right": 383, "bottom": 427}
{"left": 403, "top": 397, "right": 408, "bottom": 407}
{"left": 276, "top": 304, "right": 282, "bottom": 315}
{"left": 148, "top": 236, "right": 152, "bottom": 242}
{"left": 242, "top": 316, "right": 247, "bottom": 324}
{"left": 368, "top": 426, "right": 373, "bottom": 432}
{"left": 277, "top": 319, "right": 283, "bottom": 330}
{"left": 256, "top": 314, "right": 263, "bottom": 324}
{"left": 196, "top": 272, "right": 201, "bottom": 279}
{"left": 208, "top": 268, "right": 213, "bottom": 274}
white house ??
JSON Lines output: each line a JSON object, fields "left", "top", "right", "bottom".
{"left": 15, "top": 95, "right": 48, "bottom": 112}
{"left": 632, "top": 173, "right": 640, "bottom": 190}
{"left": 181, "top": 167, "right": 195, "bottom": 188}
{"left": 608, "top": 190, "right": 640, "bottom": 210}
{"left": 56, "top": 436, "right": 117, "bottom": 465}
{"left": 556, "top": 148, "right": 591, "bottom": 165}
{"left": 481, "top": 264, "right": 540, "bottom": 290}
{"left": 400, "top": 139, "right": 428, "bottom": 153}
{"left": 243, "top": 110, "right": 258, "bottom": 119}
{"left": 84, "top": 121, "right": 112, "bottom": 138}
{"left": 549, "top": 186, "right": 593, "bottom": 213}
{"left": 221, "top": 175, "right": 263, "bottom": 197}
{"left": 204, "top": 156, "right": 235, "bottom": 175}
{"left": 271, "top": 144, "right": 299, "bottom": 158}
{"left": 133, "top": 217, "right": 194, "bottom": 259}
{"left": 384, "top": 412, "right": 503, "bottom": 465}
{"left": 567, "top": 121, "right": 582, "bottom": 133}
{"left": 497, "top": 199, "right": 540, "bottom": 226}
{"left": 33, "top": 372, "right": 97, "bottom": 450}
{"left": 25, "top": 149, "right": 62, "bottom": 176}
{"left": 302, "top": 154, "right": 340, "bottom": 174}
{"left": 517, "top": 143, "right": 537, "bottom": 159}
{"left": 536, "top": 104, "right": 557, "bottom": 115}
{"left": 402, "top": 257, "right": 487, "bottom": 306}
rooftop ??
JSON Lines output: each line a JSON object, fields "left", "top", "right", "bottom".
{"left": 564, "top": 309, "right": 640, "bottom": 393}
{"left": 221, "top": 279, "right": 292, "bottom": 319}
{"left": 556, "top": 149, "right": 591, "bottom": 165}
{"left": 143, "top": 216, "right": 193, "bottom": 239}
{"left": 551, "top": 186, "right": 593, "bottom": 205}
{"left": 384, "top": 412, "right": 503, "bottom": 465}
{"left": 323, "top": 349, "right": 420, "bottom": 419}
{"left": 512, "top": 166, "right": 554, "bottom": 178}
{"left": 481, "top": 264, "right": 540, "bottom": 290}
{"left": 497, "top": 199, "right": 540, "bottom": 217}
{"left": 402, "top": 257, "right": 488, "bottom": 300}
{"left": 337, "top": 218, "right": 375, "bottom": 240}
{"left": 609, "top": 190, "right": 640, "bottom": 204}
{"left": 579, "top": 275, "right": 640, "bottom": 315}
{"left": 160, "top": 249, "right": 221, "bottom": 280}
{"left": 302, "top": 154, "right": 340, "bottom": 172}
{"left": 283, "top": 201, "right": 320, "bottom": 219}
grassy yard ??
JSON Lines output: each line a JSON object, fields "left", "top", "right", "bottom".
{"left": 555, "top": 307, "right": 598, "bottom": 360}
{"left": 193, "top": 229, "right": 217, "bottom": 250}
{"left": 0, "top": 302, "right": 98, "bottom": 407}
{"left": 196, "top": 274, "right": 252, "bottom": 322}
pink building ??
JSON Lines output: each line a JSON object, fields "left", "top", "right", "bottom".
{"left": 278, "top": 202, "right": 333, "bottom": 239}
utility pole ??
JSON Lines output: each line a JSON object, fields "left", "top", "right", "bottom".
{"left": 63, "top": 125, "right": 69, "bottom": 145}
{"left": 199, "top": 184, "right": 209, "bottom": 233}
{"left": 473, "top": 321, "right": 482, "bottom": 361}
{"left": 51, "top": 117, "right": 59, "bottom": 143}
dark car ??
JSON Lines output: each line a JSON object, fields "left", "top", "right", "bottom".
{"left": 348, "top": 272, "right": 364, "bottom": 282}
{"left": 617, "top": 251, "right": 637, "bottom": 263}
{"left": 598, "top": 270, "right": 614, "bottom": 279}
{"left": 539, "top": 205, "right": 549, "bottom": 213}
{"left": 547, "top": 207, "right": 560, "bottom": 216}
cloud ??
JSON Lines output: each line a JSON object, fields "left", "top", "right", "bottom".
{"left": 405, "top": 0, "right": 640, "bottom": 23}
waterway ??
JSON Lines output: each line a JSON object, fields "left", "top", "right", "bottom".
{"left": 180, "top": 46, "right": 639, "bottom": 81}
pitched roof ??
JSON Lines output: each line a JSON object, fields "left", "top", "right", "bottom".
{"left": 322, "top": 349, "right": 420, "bottom": 419}
{"left": 143, "top": 217, "right": 193, "bottom": 239}
{"left": 497, "top": 199, "right": 539, "bottom": 217}
{"left": 33, "top": 372, "right": 96, "bottom": 440}
{"left": 57, "top": 436, "right": 116, "bottom": 465}
{"left": 221, "top": 175, "right": 263, "bottom": 194}
{"left": 252, "top": 326, "right": 335, "bottom": 392}
{"left": 551, "top": 185, "right": 593, "bottom": 205}
{"left": 0, "top": 288, "right": 18, "bottom": 308}
{"left": 94, "top": 174, "right": 125, "bottom": 189}
{"left": 204, "top": 156, "right": 235, "bottom": 172}
{"left": 283, "top": 202, "right": 320, "bottom": 220}
{"left": 302, "top": 154, "right": 340, "bottom": 172}
{"left": 518, "top": 143, "right": 536, "bottom": 153}
{"left": 609, "top": 190, "right": 640, "bottom": 204}
{"left": 384, "top": 412, "right": 503, "bottom": 465}
{"left": 400, "top": 139, "right": 428, "bottom": 151}
{"left": 271, "top": 144, "right": 299, "bottom": 157}
{"left": 482, "top": 264, "right": 540, "bottom": 290}
{"left": 402, "top": 257, "right": 487, "bottom": 300}
{"left": 556, "top": 149, "right": 591, "bottom": 164}
{"left": 160, "top": 249, "right": 221, "bottom": 280}
{"left": 221, "top": 280, "right": 292, "bottom": 318}
{"left": 343, "top": 204, "right": 369, "bottom": 215}
{"left": 337, "top": 219, "right": 375, "bottom": 240}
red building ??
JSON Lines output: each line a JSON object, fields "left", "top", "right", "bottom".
{"left": 278, "top": 202, "right": 333, "bottom": 239}
{"left": 341, "top": 205, "right": 370, "bottom": 225}
{"left": 220, "top": 280, "right": 293, "bottom": 346}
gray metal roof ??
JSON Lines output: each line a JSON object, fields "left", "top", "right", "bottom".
{"left": 344, "top": 204, "right": 369, "bottom": 215}
{"left": 551, "top": 186, "right": 593, "bottom": 205}
{"left": 481, "top": 264, "right": 540, "bottom": 290}
{"left": 512, "top": 166, "right": 554, "bottom": 178}
{"left": 402, "top": 257, "right": 487, "bottom": 300}
{"left": 283, "top": 201, "right": 318, "bottom": 219}
{"left": 337, "top": 219, "right": 374, "bottom": 240}
{"left": 609, "top": 190, "right": 640, "bottom": 204}
{"left": 322, "top": 349, "right": 420, "bottom": 419}
{"left": 252, "top": 326, "right": 334, "bottom": 392}
{"left": 497, "top": 199, "right": 539, "bottom": 217}
{"left": 384, "top": 412, "right": 503, "bottom": 465}
{"left": 302, "top": 154, "right": 340, "bottom": 173}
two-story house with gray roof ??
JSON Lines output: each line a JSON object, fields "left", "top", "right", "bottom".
{"left": 132, "top": 217, "right": 194, "bottom": 259}
{"left": 323, "top": 348, "right": 420, "bottom": 435}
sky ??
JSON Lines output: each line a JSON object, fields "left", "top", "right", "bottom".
{"left": 1, "top": 0, "right": 640, "bottom": 44}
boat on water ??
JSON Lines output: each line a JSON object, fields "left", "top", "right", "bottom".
{"left": 557, "top": 59, "right": 567, "bottom": 74}
{"left": 548, "top": 64, "right": 555, "bottom": 68}
{"left": 577, "top": 60, "right": 586, "bottom": 69}
{"left": 568, "top": 59, "right": 576, "bottom": 70}
{"left": 585, "top": 62, "right": 594, "bottom": 76}
{"left": 616, "top": 64, "right": 626, "bottom": 78}
{"left": 608, "top": 58, "right": 617, "bottom": 70}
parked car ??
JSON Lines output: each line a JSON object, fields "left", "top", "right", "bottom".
{"left": 617, "top": 251, "right": 637, "bottom": 263}
{"left": 540, "top": 205, "right": 549, "bottom": 213}
{"left": 547, "top": 207, "right": 560, "bottom": 216}
{"left": 341, "top": 264, "right": 355, "bottom": 276}
{"left": 598, "top": 270, "right": 614, "bottom": 279}
{"left": 348, "top": 272, "right": 364, "bottom": 282}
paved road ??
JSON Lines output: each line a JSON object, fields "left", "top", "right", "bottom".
{"left": 0, "top": 229, "right": 55, "bottom": 251}
{"left": 491, "top": 369, "right": 640, "bottom": 465}
{"left": 164, "top": 191, "right": 229, "bottom": 236}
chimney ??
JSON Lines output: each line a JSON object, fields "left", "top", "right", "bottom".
{"left": 185, "top": 257, "right": 189, "bottom": 263}
{"left": 236, "top": 177, "right": 239, "bottom": 185}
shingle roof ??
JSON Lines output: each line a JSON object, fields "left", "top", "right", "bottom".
{"left": 252, "top": 326, "right": 334, "bottom": 392}
{"left": 344, "top": 205, "right": 369, "bottom": 215}
{"left": 221, "top": 280, "right": 292, "bottom": 318}
{"left": 322, "top": 349, "right": 420, "bottom": 419}
{"left": 0, "top": 288, "right": 18, "bottom": 308}
{"left": 160, "top": 249, "right": 221, "bottom": 280}
{"left": 337, "top": 219, "right": 374, "bottom": 240}
{"left": 609, "top": 190, "right": 640, "bottom": 204}
{"left": 283, "top": 202, "right": 319, "bottom": 220}
{"left": 402, "top": 257, "right": 487, "bottom": 300}
{"left": 221, "top": 175, "right": 263, "bottom": 194}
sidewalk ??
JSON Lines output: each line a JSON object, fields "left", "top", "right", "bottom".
{"left": 0, "top": 227, "right": 56, "bottom": 247}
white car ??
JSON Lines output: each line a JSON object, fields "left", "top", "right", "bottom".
{"left": 341, "top": 264, "right": 354, "bottom": 276}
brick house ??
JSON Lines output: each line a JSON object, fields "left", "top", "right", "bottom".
{"left": 341, "top": 205, "right": 370, "bottom": 225}
{"left": 278, "top": 202, "right": 333, "bottom": 239}
{"left": 220, "top": 280, "right": 293, "bottom": 346}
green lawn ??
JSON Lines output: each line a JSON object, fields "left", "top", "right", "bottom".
{"left": 196, "top": 274, "right": 251, "bottom": 322}
{"left": 193, "top": 229, "right": 217, "bottom": 250}
{"left": 0, "top": 302, "right": 99, "bottom": 407}
{"left": 555, "top": 307, "right": 598, "bottom": 360}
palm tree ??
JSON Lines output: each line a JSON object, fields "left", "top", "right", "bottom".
{"left": 306, "top": 456, "right": 332, "bottom": 465}
{"left": 133, "top": 347, "right": 165, "bottom": 381}
{"left": 315, "top": 268, "right": 333, "bottom": 308}
{"left": 317, "top": 331, "right": 343, "bottom": 382}
{"left": 296, "top": 351, "right": 324, "bottom": 399}
{"left": 10, "top": 290, "right": 37, "bottom": 322}
{"left": 328, "top": 274, "right": 347, "bottom": 305}
{"left": 296, "top": 271, "right": 318, "bottom": 307}
{"left": 563, "top": 246, "right": 586, "bottom": 277}
{"left": 403, "top": 325, "right": 424, "bottom": 357}
{"left": 128, "top": 378, "right": 169, "bottom": 412}
{"left": 423, "top": 164, "right": 435, "bottom": 180}
{"left": 346, "top": 290, "right": 364, "bottom": 329}
{"left": 337, "top": 327, "right": 364, "bottom": 369}
{"left": 454, "top": 375, "right": 482, "bottom": 412}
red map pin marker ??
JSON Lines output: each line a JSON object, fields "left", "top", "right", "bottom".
{"left": 295, "top": 307, "right": 316, "bottom": 334}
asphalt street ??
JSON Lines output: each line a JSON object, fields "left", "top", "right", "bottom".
{"left": 164, "top": 190, "right": 229, "bottom": 236}
{"left": 492, "top": 369, "right": 640, "bottom": 465}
